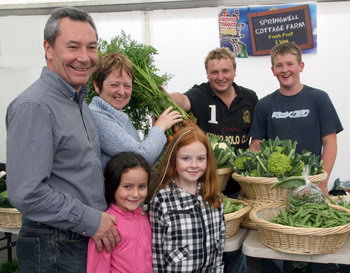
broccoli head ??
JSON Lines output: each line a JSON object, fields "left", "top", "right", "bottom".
{"left": 267, "top": 152, "right": 292, "bottom": 176}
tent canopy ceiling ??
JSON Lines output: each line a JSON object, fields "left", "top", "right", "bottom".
{"left": 0, "top": 0, "right": 344, "bottom": 16}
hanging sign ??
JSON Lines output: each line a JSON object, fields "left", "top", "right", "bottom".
{"left": 248, "top": 5, "right": 313, "bottom": 56}
{"left": 218, "top": 2, "right": 317, "bottom": 57}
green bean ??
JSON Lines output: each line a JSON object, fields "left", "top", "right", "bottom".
{"left": 315, "top": 213, "right": 321, "bottom": 227}
{"left": 280, "top": 209, "right": 289, "bottom": 223}
{"left": 300, "top": 214, "right": 312, "bottom": 225}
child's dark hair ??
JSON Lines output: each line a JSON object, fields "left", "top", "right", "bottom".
{"left": 104, "top": 152, "right": 151, "bottom": 205}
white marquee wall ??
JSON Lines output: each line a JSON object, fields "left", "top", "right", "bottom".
{"left": 0, "top": 1, "right": 349, "bottom": 188}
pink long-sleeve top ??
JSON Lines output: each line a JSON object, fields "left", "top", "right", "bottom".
{"left": 87, "top": 204, "right": 153, "bottom": 273}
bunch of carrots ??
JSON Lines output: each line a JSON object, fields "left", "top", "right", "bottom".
{"left": 165, "top": 118, "right": 195, "bottom": 142}
{"left": 132, "top": 61, "right": 194, "bottom": 141}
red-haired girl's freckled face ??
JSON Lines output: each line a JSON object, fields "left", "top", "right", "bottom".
{"left": 175, "top": 141, "right": 207, "bottom": 189}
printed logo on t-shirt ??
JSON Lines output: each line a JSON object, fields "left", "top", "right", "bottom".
{"left": 207, "top": 132, "right": 249, "bottom": 147}
{"left": 242, "top": 110, "right": 252, "bottom": 124}
{"left": 271, "top": 109, "right": 310, "bottom": 119}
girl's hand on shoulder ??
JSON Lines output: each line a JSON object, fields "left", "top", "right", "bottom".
{"left": 154, "top": 106, "right": 183, "bottom": 131}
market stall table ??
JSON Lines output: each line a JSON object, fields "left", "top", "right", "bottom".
{"left": 0, "top": 226, "right": 248, "bottom": 262}
{"left": 243, "top": 230, "right": 350, "bottom": 273}
{"left": 0, "top": 226, "right": 19, "bottom": 261}
{"left": 224, "top": 228, "right": 248, "bottom": 252}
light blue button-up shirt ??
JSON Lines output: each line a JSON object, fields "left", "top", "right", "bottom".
{"left": 6, "top": 67, "right": 106, "bottom": 236}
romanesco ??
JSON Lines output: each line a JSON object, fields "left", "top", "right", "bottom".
{"left": 267, "top": 152, "right": 292, "bottom": 176}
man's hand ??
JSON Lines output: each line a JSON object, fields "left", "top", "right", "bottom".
{"left": 92, "top": 212, "right": 120, "bottom": 252}
{"left": 319, "top": 179, "right": 330, "bottom": 196}
{"left": 249, "top": 139, "right": 262, "bottom": 153}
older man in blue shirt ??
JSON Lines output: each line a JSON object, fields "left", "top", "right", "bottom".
{"left": 6, "top": 7, "right": 119, "bottom": 273}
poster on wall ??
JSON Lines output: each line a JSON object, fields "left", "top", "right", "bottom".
{"left": 218, "top": 2, "right": 317, "bottom": 57}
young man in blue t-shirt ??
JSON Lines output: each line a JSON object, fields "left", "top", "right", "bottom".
{"left": 249, "top": 42, "right": 343, "bottom": 196}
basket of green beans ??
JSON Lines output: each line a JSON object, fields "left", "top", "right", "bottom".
{"left": 250, "top": 201, "right": 350, "bottom": 255}
{"left": 223, "top": 197, "right": 250, "bottom": 238}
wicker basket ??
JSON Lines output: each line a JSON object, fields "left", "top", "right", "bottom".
{"left": 224, "top": 199, "right": 250, "bottom": 238}
{"left": 250, "top": 201, "right": 350, "bottom": 255}
{"left": 240, "top": 198, "right": 273, "bottom": 230}
{"left": 216, "top": 167, "right": 234, "bottom": 192}
{"left": 327, "top": 195, "right": 350, "bottom": 214}
{"left": 232, "top": 171, "right": 327, "bottom": 202}
{"left": 0, "top": 207, "right": 22, "bottom": 228}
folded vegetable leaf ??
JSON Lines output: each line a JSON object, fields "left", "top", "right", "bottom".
{"left": 272, "top": 177, "right": 305, "bottom": 188}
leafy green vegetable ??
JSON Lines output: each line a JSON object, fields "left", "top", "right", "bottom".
{"left": 223, "top": 195, "right": 245, "bottom": 214}
{"left": 231, "top": 150, "right": 254, "bottom": 167}
{"left": 0, "top": 190, "right": 13, "bottom": 208}
{"left": 232, "top": 137, "right": 323, "bottom": 180}
{"left": 0, "top": 190, "right": 8, "bottom": 198}
{"left": 209, "top": 135, "right": 236, "bottom": 169}
{"left": 234, "top": 156, "right": 251, "bottom": 171}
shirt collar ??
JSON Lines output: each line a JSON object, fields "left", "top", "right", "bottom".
{"left": 41, "top": 67, "right": 89, "bottom": 103}
{"left": 208, "top": 81, "right": 243, "bottom": 101}
{"left": 91, "top": 96, "right": 130, "bottom": 119}
{"left": 170, "top": 181, "right": 203, "bottom": 209}
{"left": 109, "top": 203, "right": 143, "bottom": 217}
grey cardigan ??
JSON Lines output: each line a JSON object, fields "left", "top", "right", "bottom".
{"left": 89, "top": 96, "right": 167, "bottom": 167}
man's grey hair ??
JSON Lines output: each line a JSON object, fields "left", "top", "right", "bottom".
{"left": 44, "top": 6, "right": 98, "bottom": 46}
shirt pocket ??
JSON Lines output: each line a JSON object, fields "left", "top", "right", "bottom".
{"left": 166, "top": 208, "right": 198, "bottom": 244}
{"left": 165, "top": 244, "right": 190, "bottom": 265}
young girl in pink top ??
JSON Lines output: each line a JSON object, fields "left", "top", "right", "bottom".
{"left": 87, "top": 152, "right": 153, "bottom": 273}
